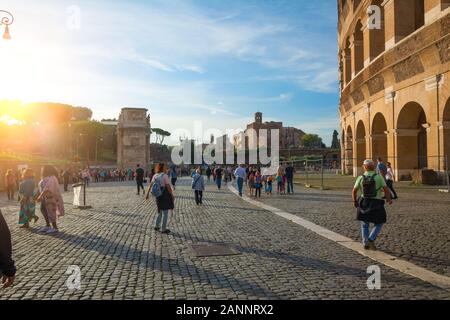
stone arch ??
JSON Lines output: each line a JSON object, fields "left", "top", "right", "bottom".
{"left": 393, "top": 0, "right": 425, "bottom": 42}
{"left": 345, "top": 125, "right": 354, "bottom": 175}
{"left": 396, "top": 102, "right": 428, "bottom": 179}
{"left": 353, "top": 20, "right": 364, "bottom": 74}
{"left": 368, "top": 0, "right": 385, "bottom": 61}
{"left": 372, "top": 113, "right": 388, "bottom": 162}
{"left": 356, "top": 121, "right": 367, "bottom": 173}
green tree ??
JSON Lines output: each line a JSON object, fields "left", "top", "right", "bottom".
{"left": 301, "top": 134, "right": 326, "bottom": 149}
{"left": 152, "top": 128, "right": 171, "bottom": 145}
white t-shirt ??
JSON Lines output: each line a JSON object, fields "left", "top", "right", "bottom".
{"left": 386, "top": 167, "right": 394, "bottom": 181}
{"left": 151, "top": 173, "right": 170, "bottom": 187}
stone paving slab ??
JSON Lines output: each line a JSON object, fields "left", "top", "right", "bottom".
{"left": 254, "top": 182, "right": 450, "bottom": 277}
{"left": 0, "top": 179, "right": 449, "bottom": 300}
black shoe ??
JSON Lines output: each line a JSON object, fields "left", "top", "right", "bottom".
{"left": 364, "top": 244, "right": 370, "bottom": 250}
{"left": 368, "top": 240, "right": 377, "bottom": 251}
{"left": 161, "top": 229, "right": 171, "bottom": 234}
{"left": 154, "top": 227, "right": 160, "bottom": 231}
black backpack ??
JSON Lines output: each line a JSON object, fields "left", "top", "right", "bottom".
{"left": 362, "top": 174, "right": 378, "bottom": 198}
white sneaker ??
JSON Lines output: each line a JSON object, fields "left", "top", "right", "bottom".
{"left": 46, "top": 228, "right": 58, "bottom": 234}
{"left": 38, "top": 226, "right": 51, "bottom": 233}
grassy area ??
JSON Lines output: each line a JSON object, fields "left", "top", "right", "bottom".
{"left": 294, "top": 172, "right": 450, "bottom": 193}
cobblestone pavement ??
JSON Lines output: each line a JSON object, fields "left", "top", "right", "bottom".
{"left": 255, "top": 182, "right": 450, "bottom": 278}
{"left": 0, "top": 179, "right": 449, "bottom": 300}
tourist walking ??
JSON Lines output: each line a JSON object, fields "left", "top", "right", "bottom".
{"left": 234, "top": 164, "right": 246, "bottom": 197}
{"left": 254, "top": 170, "right": 262, "bottom": 198}
{"left": 376, "top": 158, "right": 387, "bottom": 180}
{"left": 135, "top": 164, "right": 145, "bottom": 195}
{"left": 36, "top": 165, "right": 65, "bottom": 234}
{"left": 18, "top": 169, "right": 38, "bottom": 229}
{"left": 206, "top": 166, "right": 212, "bottom": 182}
{"left": 285, "top": 164, "right": 295, "bottom": 194}
{"left": 385, "top": 162, "right": 398, "bottom": 199}
{"left": 214, "top": 166, "right": 223, "bottom": 190}
{"left": 248, "top": 170, "right": 255, "bottom": 196}
{"left": 146, "top": 163, "right": 175, "bottom": 234}
{"left": 5, "top": 170, "right": 16, "bottom": 201}
{"left": 276, "top": 168, "right": 284, "bottom": 195}
{"left": 352, "top": 159, "right": 392, "bottom": 250}
{"left": 170, "top": 167, "right": 178, "bottom": 190}
{"left": 0, "top": 210, "right": 16, "bottom": 288}
{"left": 265, "top": 175, "right": 273, "bottom": 195}
{"left": 37, "top": 176, "right": 51, "bottom": 233}
{"left": 81, "top": 168, "right": 91, "bottom": 187}
{"left": 62, "top": 169, "right": 71, "bottom": 192}
{"left": 192, "top": 168, "right": 205, "bottom": 205}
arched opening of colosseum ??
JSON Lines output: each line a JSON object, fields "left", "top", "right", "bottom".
{"left": 356, "top": 121, "right": 366, "bottom": 175}
{"left": 345, "top": 126, "right": 354, "bottom": 175}
{"left": 396, "top": 102, "right": 428, "bottom": 180}
{"left": 369, "top": 0, "right": 385, "bottom": 61}
{"left": 444, "top": 97, "right": 450, "bottom": 170}
{"left": 353, "top": 20, "right": 364, "bottom": 74}
{"left": 344, "top": 37, "right": 352, "bottom": 85}
{"left": 372, "top": 113, "right": 388, "bottom": 162}
{"left": 394, "top": 0, "right": 425, "bottom": 41}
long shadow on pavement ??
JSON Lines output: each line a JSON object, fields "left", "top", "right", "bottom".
{"left": 168, "top": 231, "right": 443, "bottom": 290}
{"left": 47, "top": 231, "right": 283, "bottom": 299}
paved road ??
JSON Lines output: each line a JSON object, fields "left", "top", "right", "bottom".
{"left": 256, "top": 183, "right": 450, "bottom": 277}
{"left": 0, "top": 179, "right": 448, "bottom": 300}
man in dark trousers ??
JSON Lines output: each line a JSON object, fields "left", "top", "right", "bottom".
{"left": 62, "top": 169, "right": 71, "bottom": 192}
{"left": 0, "top": 210, "right": 16, "bottom": 288}
{"left": 285, "top": 164, "right": 295, "bottom": 194}
{"left": 135, "top": 164, "right": 145, "bottom": 195}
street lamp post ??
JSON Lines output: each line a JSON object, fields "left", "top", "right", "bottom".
{"left": 1, "top": 10, "right": 14, "bottom": 40}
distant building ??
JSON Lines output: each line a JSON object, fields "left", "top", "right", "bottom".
{"left": 117, "top": 108, "right": 151, "bottom": 170}
{"left": 234, "top": 112, "right": 306, "bottom": 151}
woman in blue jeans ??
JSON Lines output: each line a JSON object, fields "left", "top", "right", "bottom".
{"left": 146, "top": 163, "right": 175, "bottom": 234}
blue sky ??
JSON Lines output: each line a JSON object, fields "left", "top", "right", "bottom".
{"left": 0, "top": 0, "right": 339, "bottom": 145}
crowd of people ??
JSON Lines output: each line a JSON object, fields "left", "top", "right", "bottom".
{"left": 0, "top": 158, "right": 399, "bottom": 289}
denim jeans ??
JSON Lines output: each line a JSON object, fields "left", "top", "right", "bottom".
{"left": 361, "top": 222, "right": 383, "bottom": 245}
{"left": 216, "top": 178, "right": 222, "bottom": 190}
{"left": 237, "top": 177, "right": 244, "bottom": 196}
{"left": 287, "top": 178, "right": 294, "bottom": 193}
{"left": 155, "top": 209, "right": 169, "bottom": 231}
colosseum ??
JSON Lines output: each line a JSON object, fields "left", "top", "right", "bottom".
{"left": 338, "top": 0, "right": 449, "bottom": 182}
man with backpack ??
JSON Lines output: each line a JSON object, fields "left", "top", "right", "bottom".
{"left": 146, "top": 163, "right": 174, "bottom": 234}
{"left": 352, "top": 159, "right": 392, "bottom": 250}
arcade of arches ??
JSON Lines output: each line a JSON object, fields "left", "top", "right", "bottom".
{"left": 342, "top": 97, "right": 450, "bottom": 181}
{"left": 339, "top": 0, "right": 450, "bottom": 182}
